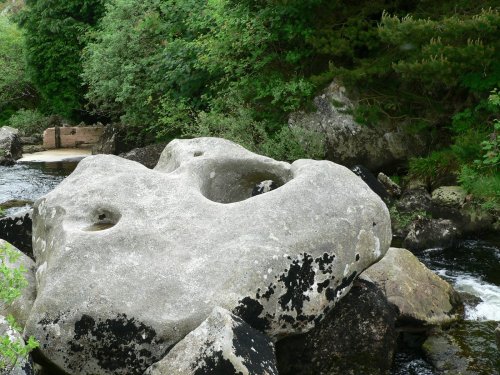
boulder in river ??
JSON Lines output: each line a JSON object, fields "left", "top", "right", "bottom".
{"left": 0, "top": 126, "right": 23, "bottom": 165}
{"left": 403, "top": 217, "right": 460, "bottom": 252}
{"left": 363, "top": 247, "right": 461, "bottom": 326}
{"left": 26, "top": 137, "right": 391, "bottom": 375}
{"left": 144, "top": 307, "right": 278, "bottom": 375}
{"left": 276, "top": 279, "right": 398, "bottom": 375}
{"left": 0, "top": 240, "right": 37, "bottom": 328}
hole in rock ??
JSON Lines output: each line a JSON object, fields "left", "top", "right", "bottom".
{"left": 201, "top": 160, "right": 291, "bottom": 204}
{"left": 82, "top": 208, "right": 121, "bottom": 232}
{"left": 193, "top": 151, "right": 203, "bottom": 157}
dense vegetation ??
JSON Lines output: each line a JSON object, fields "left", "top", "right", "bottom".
{"left": 0, "top": 0, "right": 498, "bottom": 207}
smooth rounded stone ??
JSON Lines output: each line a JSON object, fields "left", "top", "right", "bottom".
{"left": 0, "top": 240, "right": 37, "bottom": 328}
{"left": 431, "top": 186, "right": 467, "bottom": 208}
{"left": 0, "top": 210, "right": 33, "bottom": 258}
{"left": 403, "top": 217, "right": 460, "bottom": 252}
{"left": 26, "top": 137, "right": 391, "bottom": 375}
{"left": 377, "top": 172, "right": 402, "bottom": 198}
{"left": 289, "top": 81, "right": 429, "bottom": 171}
{"left": 119, "top": 142, "right": 167, "bottom": 169}
{"left": 0, "top": 126, "right": 23, "bottom": 165}
{"left": 144, "top": 307, "right": 278, "bottom": 375}
{"left": 276, "top": 279, "right": 398, "bottom": 375}
{"left": 363, "top": 248, "right": 461, "bottom": 325}
{"left": 0, "top": 315, "right": 35, "bottom": 375}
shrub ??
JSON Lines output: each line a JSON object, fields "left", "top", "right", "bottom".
{"left": 8, "top": 109, "right": 51, "bottom": 136}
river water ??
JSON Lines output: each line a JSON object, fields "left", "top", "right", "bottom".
{"left": 1, "top": 161, "right": 499, "bottom": 374}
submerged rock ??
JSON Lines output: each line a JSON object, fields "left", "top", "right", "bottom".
{"left": 276, "top": 279, "right": 398, "bottom": 375}
{"left": 144, "top": 307, "right": 278, "bottom": 375}
{"left": 363, "top": 248, "right": 461, "bottom": 326}
{"left": 26, "top": 137, "right": 391, "bottom": 375}
{"left": 403, "top": 217, "right": 460, "bottom": 252}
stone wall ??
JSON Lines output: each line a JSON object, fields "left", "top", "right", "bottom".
{"left": 43, "top": 126, "right": 104, "bottom": 149}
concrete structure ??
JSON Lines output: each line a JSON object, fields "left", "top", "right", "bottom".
{"left": 43, "top": 126, "right": 103, "bottom": 149}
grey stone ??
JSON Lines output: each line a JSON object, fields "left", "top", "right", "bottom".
{"left": 377, "top": 172, "right": 402, "bottom": 198}
{"left": 363, "top": 248, "right": 461, "bottom": 325}
{"left": 431, "top": 186, "right": 467, "bottom": 208}
{"left": 0, "top": 315, "right": 35, "bottom": 375}
{"left": 403, "top": 217, "right": 460, "bottom": 252}
{"left": 276, "top": 279, "right": 398, "bottom": 375}
{"left": 0, "top": 240, "right": 36, "bottom": 328}
{"left": 144, "top": 307, "right": 278, "bottom": 375}
{"left": 0, "top": 126, "right": 23, "bottom": 165}
{"left": 119, "top": 143, "right": 167, "bottom": 169}
{"left": 289, "top": 81, "right": 429, "bottom": 171}
{"left": 26, "top": 137, "right": 391, "bottom": 375}
{"left": 396, "top": 187, "right": 432, "bottom": 213}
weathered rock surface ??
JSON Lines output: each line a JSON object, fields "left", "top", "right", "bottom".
{"left": 289, "top": 81, "right": 428, "bottom": 171}
{"left": 0, "top": 210, "right": 33, "bottom": 258}
{"left": 396, "top": 187, "right": 432, "bottom": 213}
{"left": 0, "top": 240, "right": 36, "bottom": 328}
{"left": 276, "top": 279, "right": 398, "bottom": 375}
{"left": 119, "top": 143, "right": 167, "bottom": 169}
{"left": 144, "top": 307, "right": 278, "bottom": 375}
{"left": 351, "top": 165, "right": 390, "bottom": 202}
{"left": 363, "top": 248, "right": 461, "bottom": 325}
{"left": 423, "top": 322, "right": 500, "bottom": 375}
{"left": 403, "top": 217, "right": 460, "bottom": 251}
{"left": 0, "top": 315, "right": 35, "bottom": 375}
{"left": 92, "top": 124, "right": 137, "bottom": 155}
{"left": 26, "top": 137, "right": 391, "bottom": 375}
{"left": 0, "top": 126, "right": 23, "bottom": 165}
{"left": 431, "top": 186, "right": 467, "bottom": 208}
{"left": 378, "top": 172, "right": 401, "bottom": 198}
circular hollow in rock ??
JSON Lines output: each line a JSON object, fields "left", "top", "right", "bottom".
{"left": 82, "top": 208, "right": 121, "bottom": 232}
{"left": 201, "top": 160, "right": 291, "bottom": 204}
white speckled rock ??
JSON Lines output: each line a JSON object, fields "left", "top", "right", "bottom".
{"left": 144, "top": 307, "right": 278, "bottom": 375}
{"left": 0, "top": 240, "right": 36, "bottom": 328}
{"left": 25, "top": 137, "right": 391, "bottom": 375}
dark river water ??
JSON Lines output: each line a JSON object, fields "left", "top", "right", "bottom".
{"left": 1, "top": 161, "right": 499, "bottom": 374}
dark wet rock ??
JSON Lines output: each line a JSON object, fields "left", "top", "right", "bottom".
{"left": 396, "top": 187, "right": 432, "bottom": 214}
{"left": 351, "top": 165, "right": 390, "bottom": 202}
{"left": 0, "top": 240, "right": 36, "bottom": 328}
{"left": 496, "top": 324, "right": 500, "bottom": 351}
{"left": 0, "top": 315, "right": 35, "bottom": 375}
{"left": 378, "top": 172, "right": 402, "bottom": 198}
{"left": 144, "top": 307, "right": 278, "bottom": 375}
{"left": 0, "top": 126, "right": 23, "bottom": 165}
{"left": 92, "top": 124, "right": 138, "bottom": 155}
{"left": 363, "top": 248, "right": 461, "bottom": 326}
{"left": 0, "top": 210, "right": 33, "bottom": 258}
{"left": 423, "top": 321, "right": 500, "bottom": 375}
{"left": 118, "top": 143, "right": 167, "bottom": 169}
{"left": 0, "top": 199, "right": 33, "bottom": 211}
{"left": 403, "top": 217, "right": 460, "bottom": 252}
{"left": 289, "top": 81, "right": 429, "bottom": 172}
{"left": 458, "top": 292, "right": 482, "bottom": 310}
{"left": 276, "top": 279, "right": 398, "bottom": 375}
{"left": 26, "top": 137, "right": 391, "bottom": 375}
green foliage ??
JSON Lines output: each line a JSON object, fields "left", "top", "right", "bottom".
{"left": 8, "top": 108, "right": 51, "bottom": 136}
{"left": 19, "top": 0, "right": 106, "bottom": 120}
{"left": 0, "top": 242, "right": 39, "bottom": 371}
{"left": 389, "top": 205, "right": 429, "bottom": 229}
{"left": 0, "top": 14, "right": 36, "bottom": 124}
{"left": 407, "top": 149, "right": 459, "bottom": 189}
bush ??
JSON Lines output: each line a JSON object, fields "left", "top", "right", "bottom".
{"left": 8, "top": 109, "right": 51, "bottom": 136}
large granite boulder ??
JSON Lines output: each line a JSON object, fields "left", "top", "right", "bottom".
{"left": 0, "top": 240, "right": 37, "bottom": 328}
{"left": 289, "top": 81, "right": 428, "bottom": 171}
{"left": 0, "top": 126, "right": 23, "bottom": 165}
{"left": 144, "top": 307, "right": 278, "bottom": 375}
{"left": 363, "top": 248, "right": 461, "bottom": 326}
{"left": 26, "top": 137, "right": 391, "bottom": 375}
{"left": 276, "top": 279, "right": 398, "bottom": 375}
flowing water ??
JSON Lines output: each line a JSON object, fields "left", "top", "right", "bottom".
{"left": 1, "top": 161, "right": 499, "bottom": 373}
